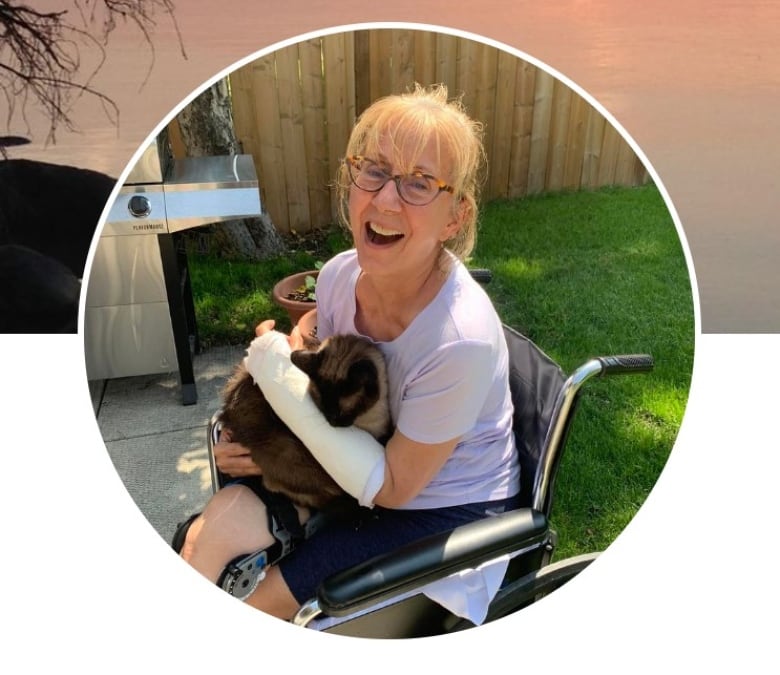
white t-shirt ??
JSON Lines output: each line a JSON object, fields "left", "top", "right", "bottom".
{"left": 316, "top": 249, "right": 520, "bottom": 509}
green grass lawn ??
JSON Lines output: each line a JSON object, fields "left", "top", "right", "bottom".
{"left": 471, "top": 185, "right": 694, "bottom": 557}
{"left": 187, "top": 182, "right": 694, "bottom": 560}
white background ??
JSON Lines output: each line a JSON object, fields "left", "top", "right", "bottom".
{"left": 2, "top": 334, "right": 778, "bottom": 672}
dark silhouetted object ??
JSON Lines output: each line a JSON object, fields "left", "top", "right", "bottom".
{"left": 0, "top": 245, "right": 81, "bottom": 333}
{"left": 0, "top": 159, "right": 116, "bottom": 277}
{"left": 0, "top": 158, "right": 116, "bottom": 333}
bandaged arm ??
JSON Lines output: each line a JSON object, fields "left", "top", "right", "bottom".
{"left": 243, "top": 331, "right": 386, "bottom": 507}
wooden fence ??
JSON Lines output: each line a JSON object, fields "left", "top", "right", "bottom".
{"left": 227, "top": 28, "right": 649, "bottom": 234}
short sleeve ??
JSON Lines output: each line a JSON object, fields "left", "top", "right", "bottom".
{"left": 312, "top": 255, "right": 339, "bottom": 340}
{"left": 396, "top": 340, "right": 494, "bottom": 444}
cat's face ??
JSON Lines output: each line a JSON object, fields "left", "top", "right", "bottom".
{"left": 291, "top": 336, "right": 381, "bottom": 428}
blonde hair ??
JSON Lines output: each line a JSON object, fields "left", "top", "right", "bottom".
{"left": 337, "top": 83, "right": 486, "bottom": 261}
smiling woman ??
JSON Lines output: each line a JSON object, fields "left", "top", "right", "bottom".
{"left": 178, "top": 83, "right": 525, "bottom": 625}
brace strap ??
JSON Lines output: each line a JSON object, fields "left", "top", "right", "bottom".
{"left": 216, "top": 480, "right": 330, "bottom": 600}
{"left": 245, "top": 478, "right": 306, "bottom": 555}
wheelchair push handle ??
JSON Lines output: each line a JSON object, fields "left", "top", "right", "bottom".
{"left": 469, "top": 268, "right": 493, "bottom": 284}
{"left": 596, "top": 354, "right": 654, "bottom": 375}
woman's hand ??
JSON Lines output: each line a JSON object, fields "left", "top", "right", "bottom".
{"left": 213, "top": 427, "right": 262, "bottom": 478}
{"left": 254, "top": 314, "right": 312, "bottom": 351}
{"left": 254, "top": 319, "right": 277, "bottom": 337}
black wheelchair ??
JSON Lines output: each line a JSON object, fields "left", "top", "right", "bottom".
{"left": 176, "top": 313, "right": 653, "bottom": 638}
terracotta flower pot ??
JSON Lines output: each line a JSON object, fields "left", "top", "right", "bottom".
{"left": 272, "top": 270, "right": 318, "bottom": 326}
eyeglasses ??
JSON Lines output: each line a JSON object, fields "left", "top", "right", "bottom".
{"left": 345, "top": 155, "right": 454, "bottom": 206}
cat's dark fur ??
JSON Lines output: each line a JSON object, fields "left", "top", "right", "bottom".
{"left": 219, "top": 334, "right": 392, "bottom": 509}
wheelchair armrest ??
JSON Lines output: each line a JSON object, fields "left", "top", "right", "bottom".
{"left": 316, "top": 508, "right": 549, "bottom": 617}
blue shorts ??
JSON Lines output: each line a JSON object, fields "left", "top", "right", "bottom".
{"left": 274, "top": 491, "right": 523, "bottom": 605}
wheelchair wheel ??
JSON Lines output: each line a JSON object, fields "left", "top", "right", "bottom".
{"left": 446, "top": 552, "right": 600, "bottom": 632}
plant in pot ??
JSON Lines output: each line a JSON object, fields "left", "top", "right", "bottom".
{"left": 272, "top": 261, "right": 323, "bottom": 326}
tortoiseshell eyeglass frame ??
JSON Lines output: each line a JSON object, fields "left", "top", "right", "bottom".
{"left": 345, "top": 155, "right": 454, "bottom": 205}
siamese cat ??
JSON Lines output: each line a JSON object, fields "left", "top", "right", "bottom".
{"left": 219, "top": 334, "right": 392, "bottom": 509}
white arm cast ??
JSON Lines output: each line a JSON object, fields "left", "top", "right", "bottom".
{"left": 243, "top": 331, "right": 386, "bottom": 507}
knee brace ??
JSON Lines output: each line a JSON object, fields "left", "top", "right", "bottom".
{"left": 217, "top": 481, "right": 348, "bottom": 601}
{"left": 170, "top": 486, "right": 303, "bottom": 600}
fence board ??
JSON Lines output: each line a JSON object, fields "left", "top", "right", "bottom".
{"left": 489, "top": 51, "right": 519, "bottom": 198}
{"left": 373, "top": 30, "right": 393, "bottom": 98}
{"left": 615, "top": 137, "right": 639, "bottom": 186}
{"left": 581, "top": 103, "right": 606, "bottom": 189}
{"left": 546, "top": 78, "right": 572, "bottom": 192}
{"left": 354, "top": 31, "right": 371, "bottom": 116}
{"left": 299, "top": 39, "right": 332, "bottom": 230}
{"left": 456, "top": 38, "right": 479, "bottom": 120}
{"left": 436, "top": 33, "right": 459, "bottom": 90}
{"left": 527, "top": 69, "right": 554, "bottom": 195}
{"left": 394, "top": 29, "right": 415, "bottom": 93}
{"left": 226, "top": 28, "right": 650, "bottom": 233}
{"left": 414, "top": 30, "right": 437, "bottom": 87}
{"left": 508, "top": 59, "right": 536, "bottom": 198}
{"left": 564, "top": 92, "right": 589, "bottom": 189}
{"left": 597, "top": 123, "right": 621, "bottom": 187}
{"left": 323, "top": 32, "right": 355, "bottom": 223}
{"left": 275, "top": 46, "right": 309, "bottom": 232}
{"left": 475, "top": 43, "right": 499, "bottom": 193}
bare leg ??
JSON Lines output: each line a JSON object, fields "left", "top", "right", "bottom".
{"left": 180, "top": 484, "right": 308, "bottom": 620}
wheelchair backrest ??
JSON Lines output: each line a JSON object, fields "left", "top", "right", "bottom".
{"left": 503, "top": 325, "right": 570, "bottom": 516}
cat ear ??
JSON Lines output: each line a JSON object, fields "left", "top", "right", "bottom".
{"left": 290, "top": 349, "right": 320, "bottom": 377}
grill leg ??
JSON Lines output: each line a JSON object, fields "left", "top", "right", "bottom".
{"left": 158, "top": 233, "right": 198, "bottom": 405}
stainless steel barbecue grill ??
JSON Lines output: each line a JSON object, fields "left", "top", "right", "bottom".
{"left": 84, "top": 135, "right": 263, "bottom": 404}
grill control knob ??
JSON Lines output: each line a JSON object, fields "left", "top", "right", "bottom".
{"left": 127, "top": 194, "right": 152, "bottom": 218}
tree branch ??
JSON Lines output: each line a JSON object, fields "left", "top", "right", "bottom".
{"left": 0, "top": 1, "right": 185, "bottom": 142}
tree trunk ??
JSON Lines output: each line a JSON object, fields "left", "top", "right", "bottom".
{"left": 174, "top": 79, "right": 286, "bottom": 260}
